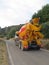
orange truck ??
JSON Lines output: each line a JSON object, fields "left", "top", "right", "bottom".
{"left": 15, "top": 18, "right": 44, "bottom": 51}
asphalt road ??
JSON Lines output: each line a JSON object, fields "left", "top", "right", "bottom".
{"left": 6, "top": 40, "right": 49, "bottom": 65}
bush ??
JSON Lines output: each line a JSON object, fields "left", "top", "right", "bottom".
{"left": 0, "top": 35, "right": 4, "bottom": 38}
{"left": 41, "top": 22, "right": 49, "bottom": 38}
{"left": 42, "top": 39, "right": 49, "bottom": 50}
{"left": 45, "top": 43, "right": 49, "bottom": 50}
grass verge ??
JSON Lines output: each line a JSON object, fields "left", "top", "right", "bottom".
{"left": 0, "top": 39, "right": 9, "bottom": 65}
{"left": 41, "top": 39, "right": 49, "bottom": 50}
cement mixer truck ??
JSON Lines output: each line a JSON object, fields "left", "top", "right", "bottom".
{"left": 15, "top": 18, "right": 44, "bottom": 51}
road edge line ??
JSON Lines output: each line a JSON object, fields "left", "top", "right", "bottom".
{"left": 6, "top": 42, "right": 14, "bottom": 65}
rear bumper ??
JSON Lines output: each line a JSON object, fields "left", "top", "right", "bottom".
{"left": 28, "top": 44, "right": 41, "bottom": 49}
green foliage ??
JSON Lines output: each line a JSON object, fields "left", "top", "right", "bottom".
{"left": 45, "top": 42, "right": 49, "bottom": 50}
{"left": 32, "top": 4, "right": 49, "bottom": 24}
{"left": 0, "top": 24, "right": 24, "bottom": 39}
{"left": 0, "top": 35, "right": 4, "bottom": 38}
{"left": 7, "top": 27, "right": 16, "bottom": 38}
{"left": 41, "top": 22, "right": 49, "bottom": 38}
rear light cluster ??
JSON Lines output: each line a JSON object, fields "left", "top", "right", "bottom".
{"left": 24, "top": 46, "right": 28, "bottom": 49}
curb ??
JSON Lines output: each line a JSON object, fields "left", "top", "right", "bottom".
{"left": 41, "top": 48, "right": 49, "bottom": 53}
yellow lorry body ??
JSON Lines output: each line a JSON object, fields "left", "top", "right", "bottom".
{"left": 16, "top": 18, "right": 44, "bottom": 50}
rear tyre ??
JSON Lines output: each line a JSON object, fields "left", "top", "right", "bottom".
{"left": 21, "top": 44, "right": 25, "bottom": 51}
{"left": 37, "top": 46, "right": 40, "bottom": 50}
{"left": 19, "top": 43, "right": 21, "bottom": 49}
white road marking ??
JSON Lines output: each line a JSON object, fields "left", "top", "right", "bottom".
{"left": 6, "top": 43, "right": 14, "bottom": 65}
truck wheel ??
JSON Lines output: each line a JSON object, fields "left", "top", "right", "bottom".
{"left": 37, "top": 46, "right": 40, "bottom": 50}
{"left": 15, "top": 42, "right": 18, "bottom": 46}
{"left": 19, "top": 43, "right": 21, "bottom": 49}
{"left": 21, "top": 44, "right": 25, "bottom": 51}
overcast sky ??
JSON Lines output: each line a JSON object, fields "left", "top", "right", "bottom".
{"left": 0, "top": 0, "right": 49, "bottom": 28}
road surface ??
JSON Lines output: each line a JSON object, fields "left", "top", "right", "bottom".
{"left": 6, "top": 40, "right": 49, "bottom": 65}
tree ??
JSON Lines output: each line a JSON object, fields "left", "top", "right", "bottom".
{"left": 32, "top": 4, "right": 49, "bottom": 24}
{"left": 7, "top": 27, "right": 16, "bottom": 38}
{"left": 41, "top": 22, "right": 49, "bottom": 38}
